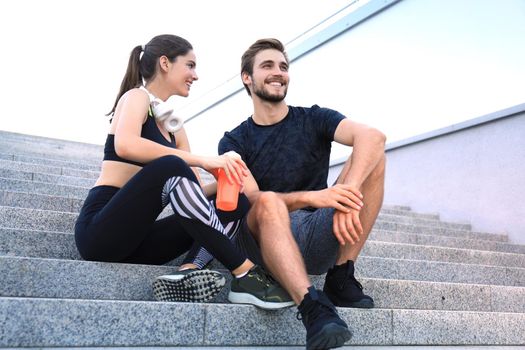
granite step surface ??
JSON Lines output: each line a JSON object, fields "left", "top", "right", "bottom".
{"left": 0, "top": 190, "right": 84, "bottom": 212}
{"left": 0, "top": 168, "right": 96, "bottom": 187}
{"left": 2, "top": 226, "right": 523, "bottom": 269}
{"left": 2, "top": 153, "right": 100, "bottom": 171}
{"left": 0, "top": 178, "right": 89, "bottom": 198}
{"left": 0, "top": 146, "right": 101, "bottom": 164}
{"left": 0, "top": 131, "right": 102, "bottom": 156}
{"left": 370, "top": 229, "right": 525, "bottom": 255}
{"left": 1, "top": 297, "right": 523, "bottom": 347}
{"left": 378, "top": 212, "right": 471, "bottom": 230}
{"left": 0, "top": 158, "right": 99, "bottom": 179}
{"left": 1, "top": 252, "right": 523, "bottom": 289}
{"left": 1, "top": 131, "right": 522, "bottom": 348}
{"left": 1, "top": 255, "right": 524, "bottom": 313}
{"left": 0, "top": 205, "right": 508, "bottom": 243}
{"left": 0, "top": 189, "right": 456, "bottom": 229}
{"left": 378, "top": 206, "right": 440, "bottom": 220}
{"left": 373, "top": 220, "right": 507, "bottom": 242}
{"left": 1, "top": 347, "right": 523, "bottom": 350}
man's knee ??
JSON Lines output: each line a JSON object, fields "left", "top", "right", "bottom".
{"left": 245, "top": 192, "right": 288, "bottom": 240}
{"left": 252, "top": 191, "right": 287, "bottom": 219}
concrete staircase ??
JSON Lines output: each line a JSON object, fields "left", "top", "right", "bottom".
{"left": 1, "top": 130, "right": 524, "bottom": 348}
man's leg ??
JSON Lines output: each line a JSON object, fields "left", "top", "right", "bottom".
{"left": 336, "top": 153, "right": 385, "bottom": 262}
{"left": 245, "top": 191, "right": 352, "bottom": 348}
{"left": 245, "top": 191, "right": 311, "bottom": 304}
{"left": 322, "top": 153, "right": 385, "bottom": 308}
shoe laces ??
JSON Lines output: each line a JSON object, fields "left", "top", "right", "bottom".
{"left": 296, "top": 288, "right": 336, "bottom": 323}
{"left": 250, "top": 266, "right": 275, "bottom": 288}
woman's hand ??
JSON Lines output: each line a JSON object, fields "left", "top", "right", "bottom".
{"left": 201, "top": 151, "right": 248, "bottom": 185}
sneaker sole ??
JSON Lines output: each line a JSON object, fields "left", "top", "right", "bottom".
{"left": 307, "top": 322, "right": 352, "bottom": 350}
{"left": 347, "top": 298, "right": 374, "bottom": 308}
{"left": 228, "top": 291, "right": 295, "bottom": 310}
{"left": 152, "top": 270, "right": 226, "bottom": 303}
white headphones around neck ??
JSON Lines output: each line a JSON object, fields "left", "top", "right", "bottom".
{"left": 139, "top": 86, "right": 184, "bottom": 133}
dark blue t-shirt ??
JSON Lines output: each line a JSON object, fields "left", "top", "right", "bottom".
{"left": 218, "top": 105, "right": 345, "bottom": 192}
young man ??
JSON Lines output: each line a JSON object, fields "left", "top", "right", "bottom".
{"left": 218, "top": 38, "right": 386, "bottom": 349}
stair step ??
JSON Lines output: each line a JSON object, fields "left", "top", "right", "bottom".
{"left": 0, "top": 168, "right": 95, "bottom": 187}
{"left": 0, "top": 178, "right": 88, "bottom": 198}
{"left": 355, "top": 256, "right": 524, "bottom": 287}
{"left": 2, "top": 227, "right": 524, "bottom": 269}
{"left": 2, "top": 256, "right": 524, "bottom": 313}
{"left": 0, "top": 190, "right": 84, "bottom": 212}
{"left": 1, "top": 297, "right": 523, "bottom": 347}
{"left": 371, "top": 229, "right": 525, "bottom": 255}
{"left": 0, "top": 206, "right": 508, "bottom": 243}
{"left": 374, "top": 220, "right": 507, "bottom": 242}
{"left": 0, "top": 158, "right": 98, "bottom": 178}
{"left": 378, "top": 212, "right": 471, "bottom": 230}
{"left": 0, "top": 190, "right": 445, "bottom": 222}
{"left": 379, "top": 206, "right": 440, "bottom": 220}
{"left": 0, "top": 130, "right": 103, "bottom": 161}
{"left": 362, "top": 240, "right": 525, "bottom": 268}
{"left": 1, "top": 131, "right": 523, "bottom": 348}
{"left": 8, "top": 154, "right": 100, "bottom": 171}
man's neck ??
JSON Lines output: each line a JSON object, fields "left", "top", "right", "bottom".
{"left": 252, "top": 100, "right": 289, "bottom": 126}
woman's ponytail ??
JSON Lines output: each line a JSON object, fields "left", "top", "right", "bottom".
{"left": 106, "top": 45, "right": 143, "bottom": 116}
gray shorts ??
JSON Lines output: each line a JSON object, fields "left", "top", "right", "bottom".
{"left": 234, "top": 208, "right": 339, "bottom": 275}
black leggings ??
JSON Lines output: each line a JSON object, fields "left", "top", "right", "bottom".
{"left": 74, "top": 155, "right": 248, "bottom": 271}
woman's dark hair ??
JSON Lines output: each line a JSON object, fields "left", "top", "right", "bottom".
{"left": 107, "top": 34, "right": 193, "bottom": 116}
{"left": 240, "top": 38, "right": 288, "bottom": 96}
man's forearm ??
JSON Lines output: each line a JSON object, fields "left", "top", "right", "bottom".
{"left": 337, "top": 130, "right": 386, "bottom": 189}
{"left": 245, "top": 189, "right": 312, "bottom": 212}
{"left": 276, "top": 191, "right": 313, "bottom": 212}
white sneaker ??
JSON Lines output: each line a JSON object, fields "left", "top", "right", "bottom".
{"left": 152, "top": 269, "right": 226, "bottom": 303}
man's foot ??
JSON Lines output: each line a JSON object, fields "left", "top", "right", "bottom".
{"left": 323, "top": 260, "right": 374, "bottom": 308}
{"left": 297, "top": 286, "right": 352, "bottom": 350}
{"left": 228, "top": 265, "right": 295, "bottom": 310}
{"left": 152, "top": 268, "right": 225, "bottom": 303}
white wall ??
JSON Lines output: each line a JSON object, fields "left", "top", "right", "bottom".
{"left": 376, "top": 105, "right": 524, "bottom": 243}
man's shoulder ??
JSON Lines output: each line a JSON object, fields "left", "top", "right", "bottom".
{"left": 289, "top": 104, "right": 338, "bottom": 116}
{"left": 223, "top": 118, "right": 250, "bottom": 138}
{"left": 219, "top": 117, "right": 251, "bottom": 151}
{"left": 289, "top": 104, "right": 320, "bottom": 113}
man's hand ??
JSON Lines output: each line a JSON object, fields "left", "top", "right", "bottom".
{"left": 309, "top": 184, "right": 363, "bottom": 212}
{"left": 333, "top": 208, "right": 363, "bottom": 245}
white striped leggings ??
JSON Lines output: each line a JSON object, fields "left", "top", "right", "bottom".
{"left": 74, "top": 155, "right": 248, "bottom": 271}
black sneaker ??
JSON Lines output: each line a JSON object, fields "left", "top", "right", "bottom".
{"left": 152, "top": 268, "right": 225, "bottom": 303}
{"left": 323, "top": 260, "right": 374, "bottom": 308}
{"left": 297, "top": 286, "right": 352, "bottom": 350}
{"left": 228, "top": 265, "right": 295, "bottom": 310}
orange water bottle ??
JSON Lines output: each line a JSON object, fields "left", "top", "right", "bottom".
{"left": 216, "top": 169, "right": 240, "bottom": 211}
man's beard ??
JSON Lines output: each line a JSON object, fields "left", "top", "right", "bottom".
{"left": 252, "top": 82, "right": 287, "bottom": 102}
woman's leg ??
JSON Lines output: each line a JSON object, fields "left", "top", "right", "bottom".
{"left": 160, "top": 175, "right": 247, "bottom": 271}
{"left": 75, "top": 155, "right": 248, "bottom": 269}
{"left": 181, "top": 194, "right": 250, "bottom": 269}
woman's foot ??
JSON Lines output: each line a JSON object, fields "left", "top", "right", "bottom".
{"left": 152, "top": 269, "right": 226, "bottom": 303}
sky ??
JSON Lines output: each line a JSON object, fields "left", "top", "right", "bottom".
{"left": 0, "top": 0, "right": 351, "bottom": 145}
{"left": 1, "top": 0, "right": 524, "bottom": 152}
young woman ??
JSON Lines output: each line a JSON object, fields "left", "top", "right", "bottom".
{"left": 74, "top": 34, "right": 293, "bottom": 310}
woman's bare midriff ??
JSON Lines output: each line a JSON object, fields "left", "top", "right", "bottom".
{"left": 94, "top": 161, "right": 142, "bottom": 188}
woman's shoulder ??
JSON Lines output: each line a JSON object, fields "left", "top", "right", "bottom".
{"left": 121, "top": 87, "right": 150, "bottom": 102}
{"left": 114, "top": 88, "right": 150, "bottom": 112}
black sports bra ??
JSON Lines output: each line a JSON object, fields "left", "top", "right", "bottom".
{"left": 103, "top": 114, "right": 176, "bottom": 167}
